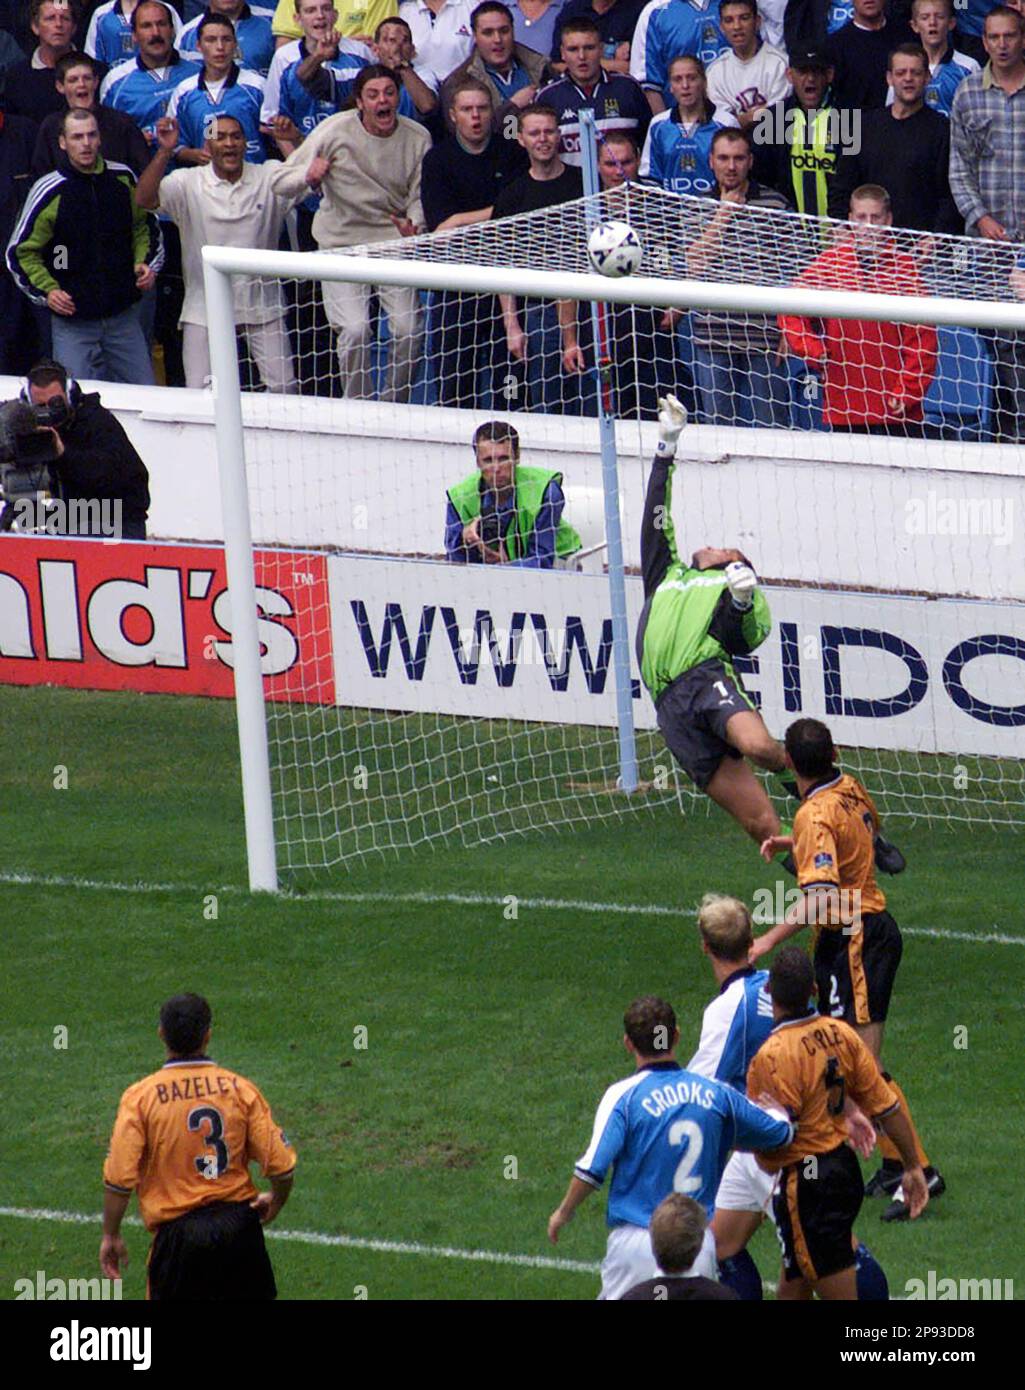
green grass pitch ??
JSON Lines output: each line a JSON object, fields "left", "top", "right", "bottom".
{"left": 1, "top": 683, "right": 1022, "bottom": 1300}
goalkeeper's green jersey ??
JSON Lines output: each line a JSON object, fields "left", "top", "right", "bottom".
{"left": 636, "top": 455, "right": 772, "bottom": 703}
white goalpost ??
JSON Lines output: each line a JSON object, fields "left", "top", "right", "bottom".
{"left": 203, "top": 187, "right": 1025, "bottom": 893}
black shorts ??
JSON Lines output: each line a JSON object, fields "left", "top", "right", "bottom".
{"left": 148, "top": 1200, "right": 277, "bottom": 1301}
{"left": 815, "top": 910, "right": 903, "bottom": 1026}
{"left": 774, "top": 1144, "right": 863, "bottom": 1283}
{"left": 656, "top": 658, "right": 755, "bottom": 791}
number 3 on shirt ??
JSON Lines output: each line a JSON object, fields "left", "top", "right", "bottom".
{"left": 668, "top": 1118, "right": 704, "bottom": 1194}
{"left": 189, "top": 1105, "right": 229, "bottom": 1179}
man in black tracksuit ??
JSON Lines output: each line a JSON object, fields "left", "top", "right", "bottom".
{"left": 7, "top": 107, "right": 162, "bottom": 385}
{"left": 23, "top": 357, "right": 151, "bottom": 539}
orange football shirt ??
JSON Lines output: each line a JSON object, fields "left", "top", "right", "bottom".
{"left": 793, "top": 772, "right": 887, "bottom": 919}
{"left": 104, "top": 1059, "right": 296, "bottom": 1230}
{"left": 747, "top": 1012, "right": 898, "bottom": 1172}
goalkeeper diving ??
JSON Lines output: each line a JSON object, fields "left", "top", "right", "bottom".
{"left": 638, "top": 396, "right": 906, "bottom": 875}
{"left": 637, "top": 394, "right": 790, "bottom": 850}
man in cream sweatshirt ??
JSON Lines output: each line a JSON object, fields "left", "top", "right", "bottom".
{"left": 268, "top": 62, "right": 431, "bottom": 399}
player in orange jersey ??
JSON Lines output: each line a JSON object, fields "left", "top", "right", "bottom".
{"left": 752, "top": 717, "right": 945, "bottom": 1221}
{"left": 101, "top": 992, "right": 296, "bottom": 1299}
{"left": 748, "top": 948, "right": 928, "bottom": 1300}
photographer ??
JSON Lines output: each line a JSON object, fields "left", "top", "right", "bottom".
{"left": 444, "top": 420, "right": 580, "bottom": 569}
{"left": 0, "top": 359, "right": 150, "bottom": 539}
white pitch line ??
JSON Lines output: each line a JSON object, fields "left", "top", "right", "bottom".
{"left": 0, "top": 1206, "right": 599, "bottom": 1276}
{"left": 1, "top": 871, "right": 1022, "bottom": 947}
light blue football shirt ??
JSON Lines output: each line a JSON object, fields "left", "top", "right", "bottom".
{"left": 574, "top": 1059, "right": 792, "bottom": 1227}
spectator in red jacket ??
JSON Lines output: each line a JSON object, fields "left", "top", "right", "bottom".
{"left": 779, "top": 184, "right": 938, "bottom": 435}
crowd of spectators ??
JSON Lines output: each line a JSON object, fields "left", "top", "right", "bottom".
{"left": 1, "top": 0, "right": 1023, "bottom": 440}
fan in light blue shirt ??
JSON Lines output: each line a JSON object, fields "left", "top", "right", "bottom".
{"left": 179, "top": 2, "right": 276, "bottom": 76}
{"left": 86, "top": 0, "right": 184, "bottom": 68}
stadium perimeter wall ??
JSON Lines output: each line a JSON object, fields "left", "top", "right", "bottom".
{"left": 0, "top": 378, "right": 1019, "bottom": 600}
{"left": 0, "top": 381, "right": 1022, "bottom": 764}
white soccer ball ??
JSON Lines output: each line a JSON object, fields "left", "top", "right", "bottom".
{"left": 587, "top": 220, "right": 642, "bottom": 277}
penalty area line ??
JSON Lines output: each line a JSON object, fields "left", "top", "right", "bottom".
{"left": 1, "top": 872, "right": 1022, "bottom": 947}
{"left": 0, "top": 1206, "right": 599, "bottom": 1276}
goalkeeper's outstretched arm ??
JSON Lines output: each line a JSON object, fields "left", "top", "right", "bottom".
{"left": 640, "top": 394, "right": 687, "bottom": 598}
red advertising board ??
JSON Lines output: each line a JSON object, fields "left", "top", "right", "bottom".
{"left": 0, "top": 536, "right": 335, "bottom": 703}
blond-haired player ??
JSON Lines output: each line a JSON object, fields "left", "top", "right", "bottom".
{"left": 689, "top": 893, "right": 891, "bottom": 1297}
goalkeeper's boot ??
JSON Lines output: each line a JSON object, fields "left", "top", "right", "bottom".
{"left": 880, "top": 1167, "right": 946, "bottom": 1223}
{"left": 865, "top": 1160, "right": 903, "bottom": 1198}
{"left": 873, "top": 834, "right": 907, "bottom": 875}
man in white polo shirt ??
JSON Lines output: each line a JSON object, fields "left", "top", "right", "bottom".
{"left": 398, "top": 0, "right": 475, "bottom": 79}
{"left": 135, "top": 111, "right": 307, "bottom": 390}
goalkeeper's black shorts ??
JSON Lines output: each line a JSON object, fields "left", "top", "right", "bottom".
{"left": 148, "top": 1200, "right": 276, "bottom": 1301}
{"left": 656, "top": 658, "right": 755, "bottom": 791}
{"left": 814, "top": 910, "right": 904, "bottom": 1026}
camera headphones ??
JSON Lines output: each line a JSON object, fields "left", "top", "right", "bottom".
{"left": 20, "top": 376, "right": 82, "bottom": 407}
{"left": 20, "top": 368, "right": 82, "bottom": 428}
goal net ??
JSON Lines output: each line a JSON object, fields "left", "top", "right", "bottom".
{"left": 204, "top": 183, "right": 1025, "bottom": 890}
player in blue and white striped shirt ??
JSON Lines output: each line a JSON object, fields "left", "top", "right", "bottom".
{"left": 689, "top": 892, "right": 891, "bottom": 1300}
{"left": 688, "top": 893, "right": 780, "bottom": 1299}
{"left": 547, "top": 994, "right": 792, "bottom": 1299}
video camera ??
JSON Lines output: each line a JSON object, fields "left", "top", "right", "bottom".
{"left": 0, "top": 398, "right": 62, "bottom": 532}
{"left": 478, "top": 504, "right": 506, "bottom": 550}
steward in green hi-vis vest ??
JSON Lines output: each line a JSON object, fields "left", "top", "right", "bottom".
{"left": 447, "top": 465, "right": 582, "bottom": 565}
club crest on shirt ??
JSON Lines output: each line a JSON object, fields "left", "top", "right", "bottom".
{"left": 814, "top": 852, "right": 834, "bottom": 868}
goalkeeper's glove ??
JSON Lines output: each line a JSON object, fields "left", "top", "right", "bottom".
{"left": 725, "top": 560, "right": 757, "bottom": 609}
{"left": 656, "top": 393, "right": 687, "bottom": 457}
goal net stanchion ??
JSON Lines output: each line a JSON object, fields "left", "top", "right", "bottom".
{"left": 203, "top": 195, "right": 1025, "bottom": 890}
{"left": 578, "top": 106, "right": 638, "bottom": 794}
